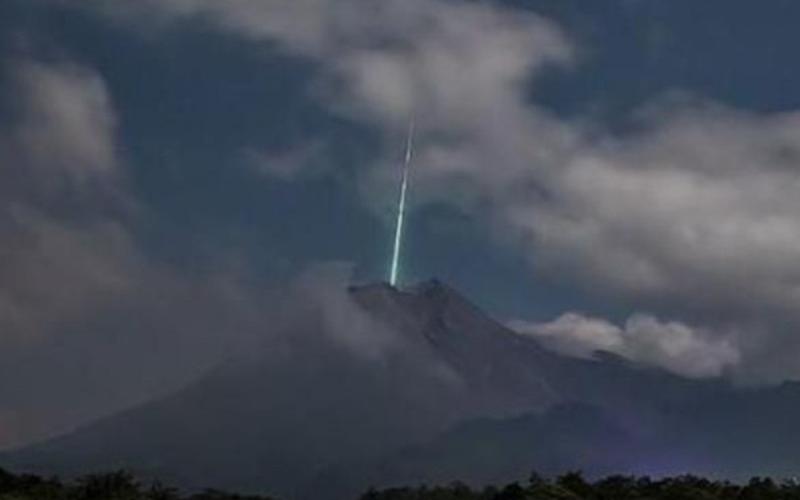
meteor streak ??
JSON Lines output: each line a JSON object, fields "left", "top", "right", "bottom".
{"left": 389, "top": 120, "right": 414, "bottom": 287}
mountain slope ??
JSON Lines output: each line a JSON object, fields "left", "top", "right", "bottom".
{"left": 4, "top": 280, "right": 568, "bottom": 497}
{"left": 4, "top": 280, "right": 800, "bottom": 498}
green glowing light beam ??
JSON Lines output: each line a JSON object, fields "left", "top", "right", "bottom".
{"left": 390, "top": 120, "right": 414, "bottom": 287}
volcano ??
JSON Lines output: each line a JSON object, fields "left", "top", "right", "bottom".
{"left": 5, "top": 280, "right": 800, "bottom": 499}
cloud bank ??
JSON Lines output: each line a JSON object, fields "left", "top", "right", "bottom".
{"left": 510, "top": 313, "right": 741, "bottom": 378}
{"left": 0, "top": 60, "right": 133, "bottom": 341}
{"left": 0, "top": 57, "right": 272, "bottom": 449}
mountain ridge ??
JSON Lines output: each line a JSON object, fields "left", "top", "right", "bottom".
{"left": 4, "top": 280, "right": 800, "bottom": 499}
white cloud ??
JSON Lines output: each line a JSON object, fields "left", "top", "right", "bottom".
{"left": 89, "top": 0, "right": 573, "bottom": 127}
{"left": 9, "top": 61, "right": 120, "bottom": 191}
{"left": 290, "top": 262, "right": 404, "bottom": 361}
{"left": 511, "top": 312, "right": 741, "bottom": 379}
{"left": 517, "top": 106, "right": 800, "bottom": 313}
{"left": 0, "top": 60, "right": 135, "bottom": 341}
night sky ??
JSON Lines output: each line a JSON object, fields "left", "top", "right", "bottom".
{"left": 3, "top": 0, "right": 800, "bottom": 449}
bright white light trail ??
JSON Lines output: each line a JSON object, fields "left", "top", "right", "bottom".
{"left": 389, "top": 120, "right": 415, "bottom": 287}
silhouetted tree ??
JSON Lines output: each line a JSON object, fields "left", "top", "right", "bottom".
{"left": 556, "top": 471, "right": 593, "bottom": 498}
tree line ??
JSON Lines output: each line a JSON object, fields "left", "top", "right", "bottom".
{"left": 0, "top": 468, "right": 274, "bottom": 500}
{"left": 362, "top": 472, "right": 800, "bottom": 500}
{"left": 3, "top": 468, "right": 800, "bottom": 500}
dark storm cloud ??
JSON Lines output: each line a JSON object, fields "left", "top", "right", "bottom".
{"left": 0, "top": 56, "right": 279, "bottom": 449}
{"left": 0, "top": 59, "right": 132, "bottom": 341}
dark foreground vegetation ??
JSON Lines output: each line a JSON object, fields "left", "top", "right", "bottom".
{"left": 0, "top": 469, "right": 274, "bottom": 500}
{"left": 4, "top": 468, "right": 800, "bottom": 500}
{"left": 363, "top": 473, "right": 800, "bottom": 500}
